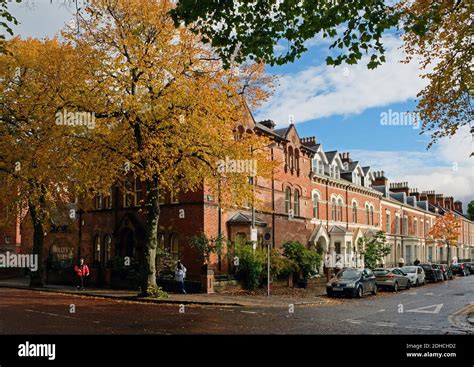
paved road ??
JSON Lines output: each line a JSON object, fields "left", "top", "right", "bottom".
{"left": 0, "top": 275, "right": 473, "bottom": 334}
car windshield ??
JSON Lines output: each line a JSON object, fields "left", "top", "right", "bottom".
{"left": 401, "top": 266, "right": 416, "bottom": 273}
{"left": 373, "top": 269, "right": 389, "bottom": 275}
{"left": 338, "top": 269, "right": 362, "bottom": 279}
{"left": 421, "top": 265, "right": 431, "bottom": 270}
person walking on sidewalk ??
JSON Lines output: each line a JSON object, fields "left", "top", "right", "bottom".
{"left": 74, "top": 258, "right": 90, "bottom": 291}
{"left": 175, "top": 260, "right": 187, "bottom": 294}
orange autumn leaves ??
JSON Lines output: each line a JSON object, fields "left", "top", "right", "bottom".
{"left": 429, "top": 212, "right": 461, "bottom": 247}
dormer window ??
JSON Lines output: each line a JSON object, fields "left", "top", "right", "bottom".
{"left": 312, "top": 158, "right": 319, "bottom": 173}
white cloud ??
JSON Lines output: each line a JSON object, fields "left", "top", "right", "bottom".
{"left": 256, "top": 35, "right": 427, "bottom": 126}
{"left": 350, "top": 126, "right": 474, "bottom": 208}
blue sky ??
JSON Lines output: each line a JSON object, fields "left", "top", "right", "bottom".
{"left": 7, "top": 1, "right": 473, "bottom": 206}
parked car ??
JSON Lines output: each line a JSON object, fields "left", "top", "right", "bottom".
{"left": 326, "top": 268, "right": 377, "bottom": 298}
{"left": 420, "top": 263, "right": 444, "bottom": 282}
{"left": 464, "top": 262, "right": 474, "bottom": 274}
{"left": 400, "top": 265, "right": 426, "bottom": 286}
{"left": 451, "top": 262, "right": 470, "bottom": 276}
{"left": 436, "top": 263, "right": 453, "bottom": 280}
{"left": 374, "top": 268, "right": 411, "bottom": 291}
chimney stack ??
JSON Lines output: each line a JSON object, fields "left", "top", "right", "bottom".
{"left": 389, "top": 181, "right": 410, "bottom": 196}
{"left": 372, "top": 170, "right": 388, "bottom": 186}
{"left": 454, "top": 200, "right": 463, "bottom": 213}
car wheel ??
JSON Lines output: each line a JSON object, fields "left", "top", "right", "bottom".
{"left": 356, "top": 286, "right": 363, "bottom": 298}
{"left": 406, "top": 280, "right": 411, "bottom": 289}
{"left": 415, "top": 279, "right": 419, "bottom": 287}
{"left": 393, "top": 282, "right": 398, "bottom": 292}
{"left": 372, "top": 284, "right": 377, "bottom": 295}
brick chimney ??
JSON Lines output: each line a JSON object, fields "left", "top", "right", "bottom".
{"left": 435, "top": 194, "right": 444, "bottom": 207}
{"left": 300, "top": 136, "right": 317, "bottom": 147}
{"left": 421, "top": 190, "right": 436, "bottom": 205}
{"left": 340, "top": 152, "right": 352, "bottom": 165}
{"left": 372, "top": 171, "right": 388, "bottom": 186}
{"left": 409, "top": 188, "right": 420, "bottom": 201}
{"left": 389, "top": 182, "right": 410, "bottom": 196}
{"left": 454, "top": 200, "right": 463, "bottom": 213}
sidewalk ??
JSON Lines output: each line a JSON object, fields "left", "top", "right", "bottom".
{"left": 0, "top": 276, "right": 327, "bottom": 308}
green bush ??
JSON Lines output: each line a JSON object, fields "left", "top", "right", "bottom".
{"left": 233, "top": 240, "right": 265, "bottom": 290}
{"left": 282, "top": 241, "right": 322, "bottom": 280}
{"left": 267, "top": 248, "right": 298, "bottom": 280}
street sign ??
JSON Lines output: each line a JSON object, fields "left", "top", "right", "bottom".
{"left": 263, "top": 229, "right": 272, "bottom": 243}
{"left": 250, "top": 228, "right": 258, "bottom": 242}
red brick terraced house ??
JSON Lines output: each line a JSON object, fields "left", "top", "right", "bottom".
{"left": 2, "top": 110, "right": 474, "bottom": 289}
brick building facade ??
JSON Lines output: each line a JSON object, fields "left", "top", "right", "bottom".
{"left": 2, "top": 110, "right": 473, "bottom": 288}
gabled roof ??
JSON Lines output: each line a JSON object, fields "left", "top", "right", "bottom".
{"left": 227, "top": 212, "right": 266, "bottom": 226}
{"left": 325, "top": 151, "right": 338, "bottom": 163}
{"left": 329, "top": 225, "right": 351, "bottom": 234}
{"left": 255, "top": 122, "right": 289, "bottom": 141}
{"left": 362, "top": 166, "right": 372, "bottom": 176}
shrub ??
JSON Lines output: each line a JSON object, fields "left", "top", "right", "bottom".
{"left": 282, "top": 241, "right": 322, "bottom": 280}
{"left": 233, "top": 240, "right": 265, "bottom": 290}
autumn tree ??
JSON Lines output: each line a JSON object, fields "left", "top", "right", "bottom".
{"left": 62, "top": 0, "right": 276, "bottom": 296}
{"left": 400, "top": 0, "right": 473, "bottom": 148}
{"left": 429, "top": 212, "right": 461, "bottom": 263}
{"left": 0, "top": 37, "right": 116, "bottom": 286}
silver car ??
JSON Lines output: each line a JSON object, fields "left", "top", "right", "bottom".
{"left": 401, "top": 265, "right": 426, "bottom": 287}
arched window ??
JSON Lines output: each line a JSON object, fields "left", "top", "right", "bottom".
{"left": 94, "top": 235, "right": 101, "bottom": 263}
{"left": 104, "top": 235, "right": 112, "bottom": 263}
{"left": 370, "top": 206, "right": 374, "bottom": 225}
{"left": 352, "top": 202, "right": 358, "bottom": 223}
{"left": 337, "top": 198, "right": 343, "bottom": 221}
{"left": 285, "top": 187, "right": 291, "bottom": 214}
{"left": 312, "top": 192, "right": 319, "bottom": 219}
{"left": 365, "top": 205, "right": 370, "bottom": 225}
{"left": 293, "top": 189, "right": 300, "bottom": 216}
{"left": 414, "top": 218, "right": 418, "bottom": 237}
{"left": 170, "top": 234, "right": 179, "bottom": 261}
{"left": 331, "top": 198, "right": 337, "bottom": 221}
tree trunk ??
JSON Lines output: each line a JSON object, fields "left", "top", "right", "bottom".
{"left": 140, "top": 176, "right": 160, "bottom": 296}
{"left": 28, "top": 200, "right": 45, "bottom": 287}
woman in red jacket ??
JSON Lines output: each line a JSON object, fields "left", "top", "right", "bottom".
{"left": 74, "top": 258, "right": 90, "bottom": 291}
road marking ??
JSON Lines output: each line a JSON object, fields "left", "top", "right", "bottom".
{"left": 405, "top": 325, "right": 433, "bottom": 330}
{"left": 406, "top": 304, "right": 444, "bottom": 314}
{"left": 424, "top": 292, "right": 434, "bottom": 296}
{"left": 343, "top": 319, "right": 363, "bottom": 324}
{"left": 24, "top": 309, "right": 77, "bottom": 319}
{"left": 377, "top": 309, "right": 385, "bottom": 312}
{"left": 240, "top": 311, "right": 257, "bottom": 314}
{"left": 407, "top": 292, "right": 417, "bottom": 295}
{"left": 373, "top": 322, "right": 397, "bottom": 327}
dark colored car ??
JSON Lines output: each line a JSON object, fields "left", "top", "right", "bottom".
{"left": 326, "top": 268, "right": 377, "bottom": 298}
{"left": 436, "top": 263, "right": 453, "bottom": 280}
{"left": 420, "top": 263, "right": 443, "bottom": 282}
{"left": 374, "top": 268, "right": 411, "bottom": 291}
{"left": 451, "top": 263, "right": 470, "bottom": 276}
{"left": 464, "top": 262, "right": 474, "bottom": 274}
